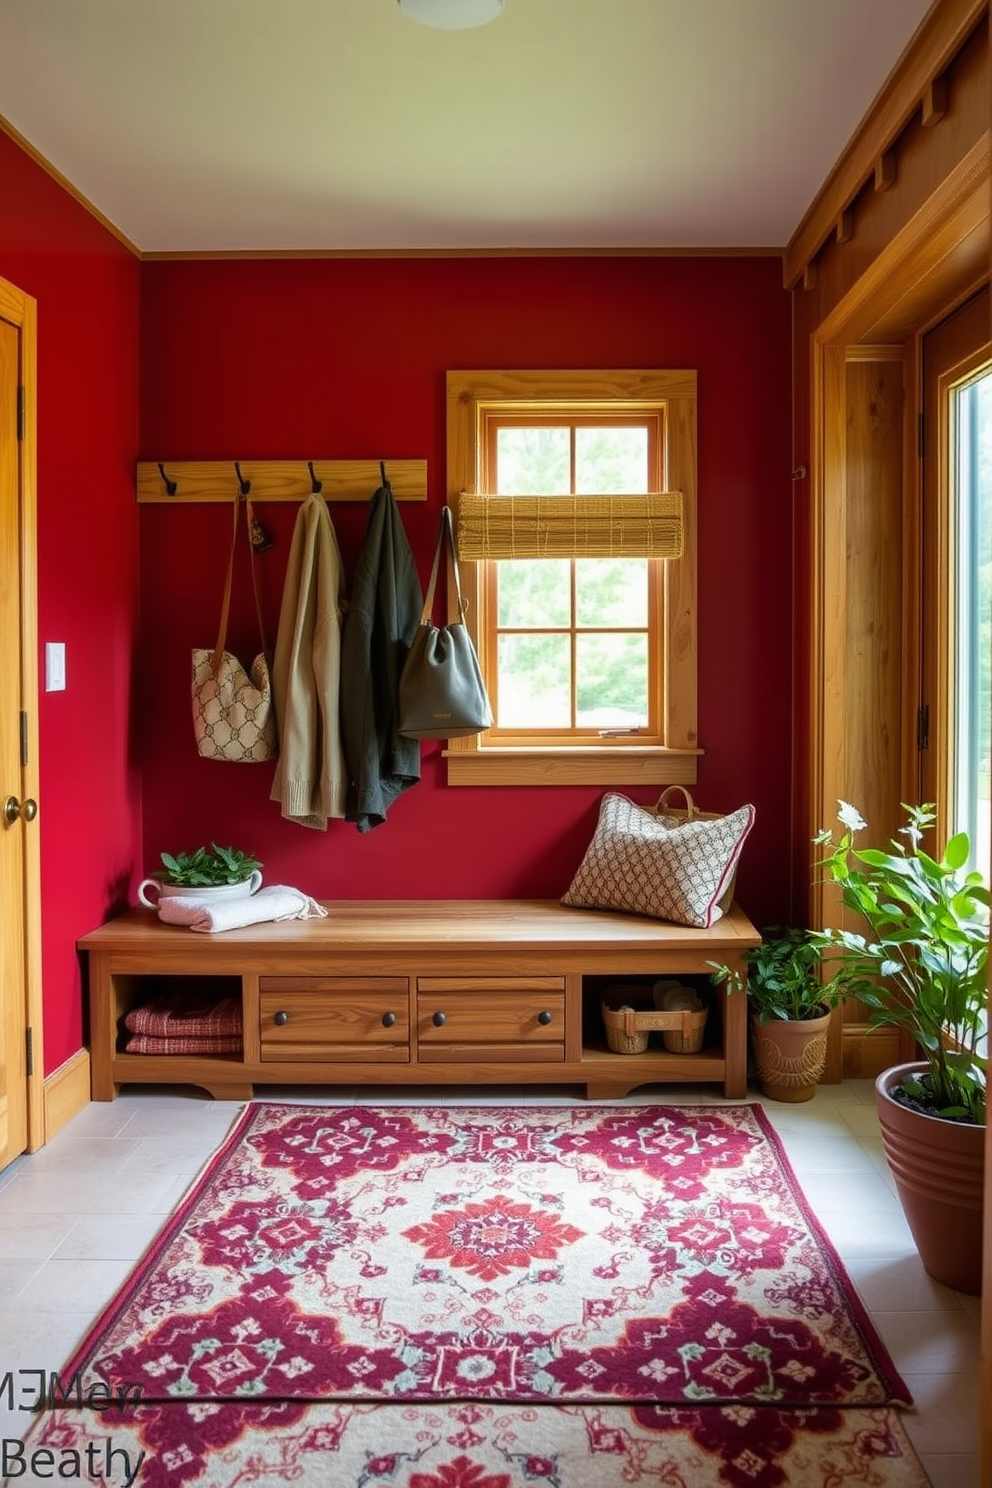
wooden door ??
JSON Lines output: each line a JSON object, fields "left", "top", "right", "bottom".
{"left": 0, "top": 276, "right": 42, "bottom": 1169}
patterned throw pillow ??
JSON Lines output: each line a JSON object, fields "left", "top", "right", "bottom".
{"left": 562, "top": 792, "right": 755, "bottom": 928}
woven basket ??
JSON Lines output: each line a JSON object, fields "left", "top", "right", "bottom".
{"left": 601, "top": 985, "right": 708, "bottom": 1056}
{"left": 650, "top": 785, "right": 738, "bottom": 915}
{"left": 659, "top": 1007, "right": 708, "bottom": 1054}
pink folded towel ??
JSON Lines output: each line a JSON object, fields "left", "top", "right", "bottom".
{"left": 157, "top": 885, "right": 328, "bottom": 934}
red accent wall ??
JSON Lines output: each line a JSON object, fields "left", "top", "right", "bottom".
{"left": 2, "top": 122, "right": 795, "bottom": 1080}
{"left": 0, "top": 131, "right": 141, "bottom": 1074}
{"left": 139, "top": 257, "right": 793, "bottom": 924}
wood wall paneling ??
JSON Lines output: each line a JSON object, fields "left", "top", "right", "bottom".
{"left": 842, "top": 354, "right": 905, "bottom": 843}
{"left": 812, "top": 347, "right": 906, "bottom": 1081}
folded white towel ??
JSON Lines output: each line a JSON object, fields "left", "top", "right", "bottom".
{"left": 157, "top": 886, "right": 328, "bottom": 934}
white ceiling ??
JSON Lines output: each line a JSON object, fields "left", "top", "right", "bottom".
{"left": 0, "top": 0, "right": 936, "bottom": 255}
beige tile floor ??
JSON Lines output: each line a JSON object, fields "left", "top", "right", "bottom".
{"left": 0, "top": 1079, "right": 980, "bottom": 1488}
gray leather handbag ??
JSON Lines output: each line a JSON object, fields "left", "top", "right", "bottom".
{"left": 398, "top": 506, "right": 493, "bottom": 740}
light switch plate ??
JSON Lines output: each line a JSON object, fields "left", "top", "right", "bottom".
{"left": 45, "top": 642, "right": 66, "bottom": 692}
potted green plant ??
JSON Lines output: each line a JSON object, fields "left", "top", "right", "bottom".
{"left": 813, "top": 800, "right": 988, "bottom": 1293}
{"left": 710, "top": 928, "right": 847, "bottom": 1102}
{"left": 137, "top": 844, "right": 263, "bottom": 908}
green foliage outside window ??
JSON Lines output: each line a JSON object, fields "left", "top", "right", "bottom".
{"left": 493, "top": 425, "right": 652, "bottom": 729}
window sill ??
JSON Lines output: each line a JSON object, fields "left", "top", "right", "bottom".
{"left": 442, "top": 746, "right": 701, "bottom": 787}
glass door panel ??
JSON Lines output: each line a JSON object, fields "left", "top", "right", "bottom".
{"left": 950, "top": 368, "right": 992, "bottom": 878}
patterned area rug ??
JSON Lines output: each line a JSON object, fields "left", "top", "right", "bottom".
{"left": 22, "top": 1399, "right": 930, "bottom": 1488}
{"left": 19, "top": 1103, "right": 929, "bottom": 1486}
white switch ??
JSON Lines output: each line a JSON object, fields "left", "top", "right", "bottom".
{"left": 45, "top": 642, "right": 66, "bottom": 692}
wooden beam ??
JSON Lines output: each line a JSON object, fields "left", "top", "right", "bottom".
{"left": 136, "top": 458, "right": 428, "bottom": 505}
{"left": 875, "top": 150, "right": 897, "bottom": 192}
{"left": 784, "top": 0, "right": 985, "bottom": 286}
{"left": 803, "top": 261, "right": 818, "bottom": 291}
{"left": 836, "top": 210, "right": 855, "bottom": 244}
{"left": 922, "top": 74, "right": 950, "bottom": 125}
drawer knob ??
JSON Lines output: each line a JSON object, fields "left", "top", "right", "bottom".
{"left": 273, "top": 1010, "right": 289, "bottom": 1026}
{"left": 381, "top": 1011, "right": 397, "bottom": 1028}
{"left": 538, "top": 1010, "right": 553, "bottom": 1026}
{"left": 432, "top": 1011, "right": 447, "bottom": 1027}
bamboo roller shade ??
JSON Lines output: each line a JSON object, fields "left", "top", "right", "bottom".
{"left": 456, "top": 492, "right": 684, "bottom": 560}
{"left": 136, "top": 459, "right": 427, "bottom": 504}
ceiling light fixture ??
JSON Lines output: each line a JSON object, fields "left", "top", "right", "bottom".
{"left": 398, "top": 0, "right": 504, "bottom": 30}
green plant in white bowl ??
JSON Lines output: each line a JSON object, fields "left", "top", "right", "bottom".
{"left": 159, "top": 844, "right": 262, "bottom": 888}
{"left": 138, "top": 844, "right": 263, "bottom": 908}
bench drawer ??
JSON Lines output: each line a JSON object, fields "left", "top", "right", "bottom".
{"left": 260, "top": 977, "right": 409, "bottom": 1061}
{"left": 416, "top": 977, "right": 565, "bottom": 1063}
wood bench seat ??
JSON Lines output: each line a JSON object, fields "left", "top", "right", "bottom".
{"left": 79, "top": 899, "right": 759, "bottom": 1101}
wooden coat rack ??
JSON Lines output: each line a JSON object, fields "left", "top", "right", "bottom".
{"left": 136, "top": 459, "right": 428, "bottom": 505}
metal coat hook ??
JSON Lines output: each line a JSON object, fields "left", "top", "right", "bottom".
{"left": 157, "top": 462, "right": 178, "bottom": 496}
{"left": 307, "top": 460, "right": 323, "bottom": 494}
{"left": 380, "top": 460, "right": 388, "bottom": 486}
{"left": 234, "top": 461, "right": 252, "bottom": 497}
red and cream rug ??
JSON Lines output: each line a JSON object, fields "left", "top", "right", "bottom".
{"left": 19, "top": 1102, "right": 929, "bottom": 1486}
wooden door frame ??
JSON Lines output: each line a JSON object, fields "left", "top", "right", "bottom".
{"left": 803, "top": 132, "right": 991, "bottom": 1486}
{"left": 808, "top": 137, "right": 990, "bottom": 1083}
{"left": 0, "top": 272, "right": 44, "bottom": 1153}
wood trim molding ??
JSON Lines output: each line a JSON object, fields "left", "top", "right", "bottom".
{"left": 817, "top": 131, "right": 990, "bottom": 346}
{"left": 443, "top": 748, "right": 700, "bottom": 788}
{"left": 0, "top": 276, "right": 45, "bottom": 1157}
{"left": 42, "top": 1049, "right": 91, "bottom": 1143}
{"left": 137, "top": 459, "right": 427, "bottom": 505}
{"left": 139, "top": 246, "right": 786, "bottom": 263}
{"left": 784, "top": 0, "right": 987, "bottom": 288}
{"left": 444, "top": 368, "right": 698, "bottom": 786}
{"left": 0, "top": 113, "right": 140, "bottom": 259}
{"left": 839, "top": 1023, "right": 902, "bottom": 1079}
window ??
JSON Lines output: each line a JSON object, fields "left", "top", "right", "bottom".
{"left": 921, "top": 288, "right": 992, "bottom": 879}
{"left": 949, "top": 367, "right": 992, "bottom": 875}
{"left": 446, "top": 370, "right": 698, "bottom": 786}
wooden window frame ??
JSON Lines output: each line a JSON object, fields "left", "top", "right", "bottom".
{"left": 445, "top": 369, "right": 699, "bottom": 787}
{"left": 920, "top": 288, "right": 992, "bottom": 843}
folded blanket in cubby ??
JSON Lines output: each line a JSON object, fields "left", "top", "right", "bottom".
{"left": 125, "top": 994, "right": 243, "bottom": 1038}
{"left": 125, "top": 1033, "right": 244, "bottom": 1055}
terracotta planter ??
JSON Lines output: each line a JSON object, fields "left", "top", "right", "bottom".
{"left": 874, "top": 1063, "right": 985, "bottom": 1295}
{"left": 750, "top": 1008, "right": 831, "bottom": 1102}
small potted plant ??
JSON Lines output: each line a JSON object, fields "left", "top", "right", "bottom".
{"left": 137, "top": 844, "right": 263, "bottom": 908}
{"left": 710, "top": 927, "right": 846, "bottom": 1102}
{"left": 813, "top": 800, "right": 988, "bottom": 1292}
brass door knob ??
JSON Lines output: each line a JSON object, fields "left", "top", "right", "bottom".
{"left": 3, "top": 796, "right": 37, "bottom": 825}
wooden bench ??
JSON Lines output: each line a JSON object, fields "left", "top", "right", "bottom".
{"left": 79, "top": 899, "right": 759, "bottom": 1101}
